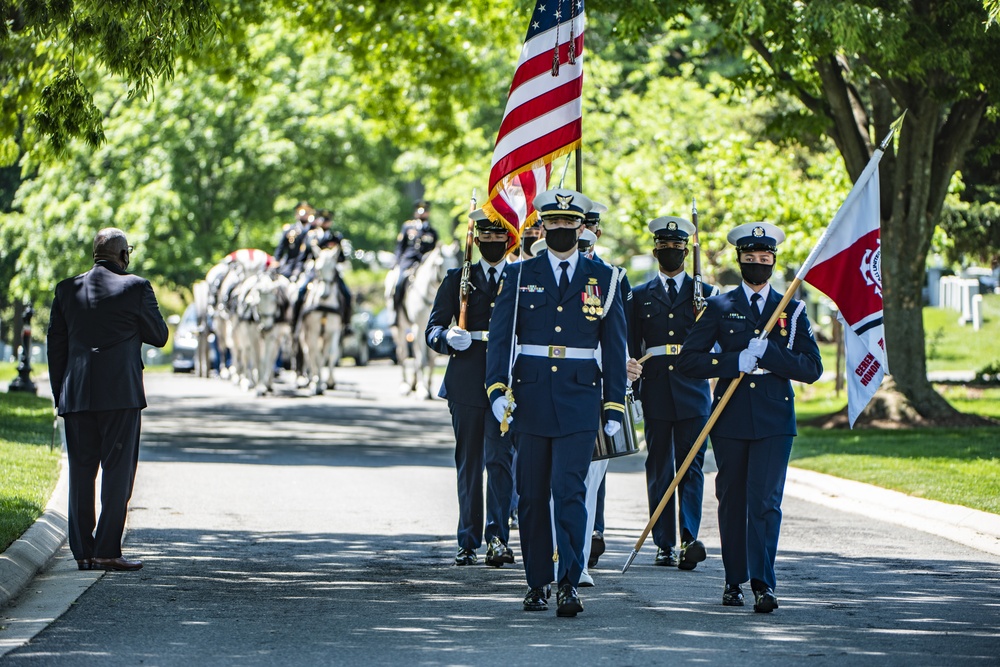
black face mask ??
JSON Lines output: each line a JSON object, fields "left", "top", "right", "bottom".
{"left": 479, "top": 241, "right": 507, "bottom": 263}
{"left": 654, "top": 247, "right": 685, "bottom": 273}
{"left": 544, "top": 226, "right": 580, "bottom": 253}
{"left": 740, "top": 261, "right": 773, "bottom": 286}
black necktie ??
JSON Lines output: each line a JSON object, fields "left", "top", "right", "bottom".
{"left": 667, "top": 278, "right": 678, "bottom": 302}
{"left": 750, "top": 293, "right": 762, "bottom": 322}
{"left": 558, "top": 261, "right": 570, "bottom": 298}
{"left": 488, "top": 267, "right": 498, "bottom": 295}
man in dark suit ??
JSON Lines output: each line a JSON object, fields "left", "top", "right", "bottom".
{"left": 47, "top": 228, "right": 169, "bottom": 572}
{"left": 630, "top": 216, "right": 719, "bottom": 570}
{"left": 426, "top": 210, "right": 515, "bottom": 567}
{"left": 486, "top": 188, "right": 628, "bottom": 617}
{"left": 678, "top": 221, "right": 822, "bottom": 613}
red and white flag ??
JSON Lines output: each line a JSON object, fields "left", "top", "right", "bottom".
{"left": 483, "top": 0, "right": 585, "bottom": 247}
{"left": 798, "top": 144, "right": 890, "bottom": 427}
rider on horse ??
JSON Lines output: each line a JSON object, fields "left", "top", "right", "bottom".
{"left": 275, "top": 201, "right": 316, "bottom": 280}
{"left": 292, "top": 208, "right": 353, "bottom": 330}
{"left": 391, "top": 199, "right": 439, "bottom": 324}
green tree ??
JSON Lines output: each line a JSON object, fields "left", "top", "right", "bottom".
{"left": 682, "top": 0, "right": 1000, "bottom": 423}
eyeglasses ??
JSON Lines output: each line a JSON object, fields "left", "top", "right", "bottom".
{"left": 126, "top": 245, "right": 134, "bottom": 254}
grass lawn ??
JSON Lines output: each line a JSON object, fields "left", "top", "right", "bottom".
{"left": 0, "top": 391, "right": 61, "bottom": 552}
{"left": 923, "top": 293, "right": 1000, "bottom": 372}
{"left": 791, "top": 382, "right": 1000, "bottom": 515}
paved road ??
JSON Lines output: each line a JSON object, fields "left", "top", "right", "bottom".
{"left": 2, "top": 365, "right": 999, "bottom": 665}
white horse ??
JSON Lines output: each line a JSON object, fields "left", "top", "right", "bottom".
{"left": 298, "top": 246, "right": 345, "bottom": 395}
{"left": 385, "top": 243, "right": 461, "bottom": 399}
{"left": 230, "top": 272, "right": 290, "bottom": 395}
{"left": 205, "top": 249, "right": 276, "bottom": 379}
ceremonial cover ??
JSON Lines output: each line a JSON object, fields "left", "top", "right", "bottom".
{"left": 483, "top": 0, "right": 585, "bottom": 247}
{"left": 799, "top": 147, "right": 889, "bottom": 427}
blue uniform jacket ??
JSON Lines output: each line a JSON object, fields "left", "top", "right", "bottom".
{"left": 485, "top": 255, "right": 628, "bottom": 438}
{"left": 591, "top": 251, "right": 634, "bottom": 356}
{"left": 677, "top": 286, "right": 823, "bottom": 439}
{"left": 425, "top": 263, "right": 497, "bottom": 409}
{"left": 630, "top": 275, "right": 717, "bottom": 421}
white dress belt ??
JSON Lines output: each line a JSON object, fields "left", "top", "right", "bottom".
{"left": 519, "top": 344, "right": 598, "bottom": 360}
{"left": 469, "top": 331, "right": 489, "bottom": 341}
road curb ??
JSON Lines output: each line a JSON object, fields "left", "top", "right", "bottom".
{"left": 785, "top": 466, "right": 1000, "bottom": 557}
{"left": 0, "top": 451, "right": 69, "bottom": 609}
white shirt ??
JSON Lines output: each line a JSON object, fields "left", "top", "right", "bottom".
{"left": 741, "top": 281, "right": 771, "bottom": 314}
{"left": 547, "top": 247, "right": 580, "bottom": 283}
{"left": 479, "top": 257, "right": 507, "bottom": 279}
{"left": 659, "top": 270, "right": 688, "bottom": 293}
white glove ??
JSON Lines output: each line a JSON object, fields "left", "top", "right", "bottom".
{"left": 738, "top": 349, "right": 758, "bottom": 374}
{"left": 492, "top": 396, "right": 515, "bottom": 424}
{"left": 446, "top": 326, "right": 472, "bottom": 351}
{"left": 603, "top": 421, "right": 622, "bottom": 438}
{"left": 746, "top": 337, "right": 767, "bottom": 358}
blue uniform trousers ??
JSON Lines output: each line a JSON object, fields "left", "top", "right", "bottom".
{"left": 712, "top": 434, "right": 793, "bottom": 591}
{"left": 516, "top": 431, "right": 594, "bottom": 589}
{"left": 449, "top": 402, "right": 514, "bottom": 550}
{"left": 645, "top": 416, "right": 708, "bottom": 549}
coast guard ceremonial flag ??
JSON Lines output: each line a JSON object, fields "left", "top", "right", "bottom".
{"left": 798, "top": 147, "right": 889, "bottom": 427}
{"left": 483, "top": 0, "right": 585, "bottom": 247}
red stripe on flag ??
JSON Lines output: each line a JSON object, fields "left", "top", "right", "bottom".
{"left": 508, "top": 34, "right": 585, "bottom": 95}
{"left": 489, "top": 120, "right": 581, "bottom": 192}
{"left": 495, "top": 78, "right": 583, "bottom": 148}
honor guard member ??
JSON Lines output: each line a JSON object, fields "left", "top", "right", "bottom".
{"left": 678, "top": 222, "right": 822, "bottom": 613}
{"left": 629, "top": 216, "right": 720, "bottom": 570}
{"left": 486, "top": 188, "right": 628, "bottom": 617}
{"left": 392, "top": 200, "right": 439, "bottom": 320}
{"left": 275, "top": 202, "right": 315, "bottom": 279}
{"left": 518, "top": 220, "right": 544, "bottom": 259}
{"left": 426, "top": 210, "right": 516, "bottom": 567}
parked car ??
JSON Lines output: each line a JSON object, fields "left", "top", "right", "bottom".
{"left": 341, "top": 309, "right": 397, "bottom": 365}
{"left": 172, "top": 304, "right": 215, "bottom": 372}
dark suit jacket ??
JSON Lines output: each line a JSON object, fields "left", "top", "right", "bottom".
{"left": 485, "top": 255, "right": 628, "bottom": 437}
{"left": 425, "top": 262, "right": 499, "bottom": 409}
{"left": 677, "top": 286, "right": 822, "bottom": 439}
{"left": 630, "top": 274, "right": 717, "bottom": 421}
{"left": 48, "top": 261, "right": 169, "bottom": 415}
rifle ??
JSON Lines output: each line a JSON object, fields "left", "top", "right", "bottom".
{"left": 691, "top": 197, "right": 707, "bottom": 316}
{"left": 458, "top": 189, "right": 477, "bottom": 329}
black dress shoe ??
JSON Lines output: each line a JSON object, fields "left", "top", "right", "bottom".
{"left": 678, "top": 539, "right": 707, "bottom": 571}
{"left": 92, "top": 557, "right": 143, "bottom": 571}
{"left": 588, "top": 531, "right": 605, "bottom": 568}
{"left": 723, "top": 584, "right": 745, "bottom": 607}
{"left": 484, "top": 537, "right": 515, "bottom": 567}
{"left": 753, "top": 587, "right": 779, "bottom": 613}
{"left": 523, "top": 587, "right": 549, "bottom": 611}
{"left": 556, "top": 584, "right": 583, "bottom": 617}
{"left": 76, "top": 559, "right": 93, "bottom": 571}
{"left": 454, "top": 548, "right": 478, "bottom": 566}
{"left": 654, "top": 547, "right": 677, "bottom": 566}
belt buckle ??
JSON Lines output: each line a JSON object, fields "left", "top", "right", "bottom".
{"left": 548, "top": 345, "right": 566, "bottom": 358}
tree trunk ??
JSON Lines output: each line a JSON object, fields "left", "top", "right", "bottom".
{"left": 878, "top": 101, "right": 961, "bottom": 421}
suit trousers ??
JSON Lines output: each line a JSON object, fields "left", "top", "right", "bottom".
{"left": 63, "top": 408, "right": 142, "bottom": 560}
{"left": 516, "top": 430, "right": 594, "bottom": 589}
{"left": 449, "top": 402, "right": 514, "bottom": 550}
{"left": 645, "top": 416, "right": 709, "bottom": 549}
{"left": 712, "top": 434, "right": 794, "bottom": 591}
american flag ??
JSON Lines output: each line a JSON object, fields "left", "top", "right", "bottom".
{"left": 483, "top": 0, "right": 585, "bottom": 247}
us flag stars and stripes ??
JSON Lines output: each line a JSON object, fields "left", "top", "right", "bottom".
{"left": 483, "top": 0, "right": 586, "bottom": 248}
